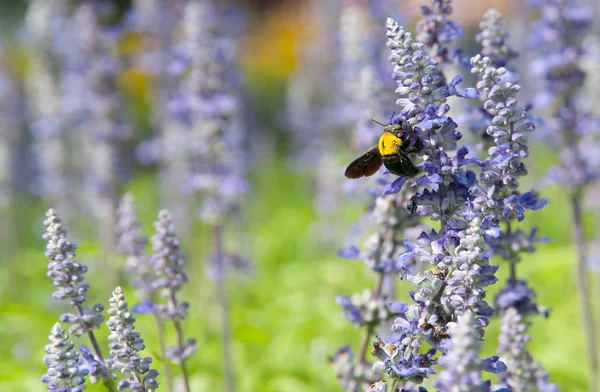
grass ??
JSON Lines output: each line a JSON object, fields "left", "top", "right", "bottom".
{"left": 0, "top": 157, "right": 596, "bottom": 391}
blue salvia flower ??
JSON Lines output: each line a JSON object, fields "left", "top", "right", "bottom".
{"left": 43, "top": 209, "right": 114, "bottom": 388}
{"left": 149, "top": 210, "right": 191, "bottom": 322}
{"left": 116, "top": 195, "right": 174, "bottom": 392}
{"left": 148, "top": 210, "right": 194, "bottom": 392}
{"left": 330, "top": 346, "right": 381, "bottom": 391}
{"left": 475, "top": 9, "right": 518, "bottom": 69}
{"left": 41, "top": 323, "right": 88, "bottom": 392}
{"left": 333, "top": 190, "right": 422, "bottom": 389}
{"left": 434, "top": 311, "right": 504, "bottom": 391}
{"left": 366, "top": 380, "right": 389, "bottom": 392}
{"left": 79, "top": 345, "right": 111, "bottom": 386}
{"left": 415, "top": 0, "right": 463, "bottom": 63}
{"left": 366, "top": 380, "right": 429, "bottom": 392}
{"left": 471, "top": 12, "right": 548, "bottom": 318}
{"left": 43, "top": 209, "right": 105, "bottom": 334}
{"left": 370, "top": 16, "right": 549, "bottom": 387}
{"left": 496, "top": 308, "right": 558, "bottom": 392}
{"left": 332, "top": 14, "right": 422, "bottom": 379}
{"left": 106, "top": 287, "right": 159, "bottom": 392}
{"left": 23, "top": 0, "right": 75, "bottom": 218}
{"left": 116, "top": 194, "right": 154, "bottom": 299}
{"left": 174, "top": 5, "right": 248, "bottom": 390}
{"left": 175, "top": 0, "right": 248, "bottom": 227}
{"left": 72, "top": 3, "right": 130, "bottom": 251}
{"left": 529, "top": 0, "right": 599, "bottom": 386}
{"left": 126, "top": 0, "right": 178, "bottom": 77}
{"left": 336, "top": 290, "right": 393, "bottom": 328}
{"left": 285, "top": 0, "right": 341, "bottom": 167}
{"left": 386, "top": 18, "right": 478, "bottom": 131}
{"left": 466, "top": 9, "right": 519, "bottom": 153}
{"left": 365, "top": 19, "right": 487, "bottom": 386}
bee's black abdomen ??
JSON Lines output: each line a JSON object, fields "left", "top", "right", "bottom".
{"left": 382, "top": 151, "right": 419, "bottom": 177}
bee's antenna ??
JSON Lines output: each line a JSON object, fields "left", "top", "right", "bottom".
{"left": 389, "top": 111, "right": 396, "bottom": 123}
{"left": 371, "top": 118, "right": 386, "bottom": 126}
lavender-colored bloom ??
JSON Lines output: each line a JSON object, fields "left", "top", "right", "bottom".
{"left": 529, "top": 1, "right": 598, "bottom": 385}
{"left": 172, "top": 0, "right": 248, "bottom": 226}
{"left": 73, "top": 3, "right": 130, "bottom": 251}
{"left": 23, "top": 1, "right": 75, "bottom": 217}
{"left": 116, "top": 194, "right": 148, "bottom": 264}
{"left": 468, "top": 11, "right": 551, "bottom": 324}
{"left": 366, "top": 381, "right": 389, "bottom": 392}
{"left": 43, "top": 209, "right": 95, "bottom": 311}
{"left": 79, "top": 345, "right": 110, "bottom": 385}
{"left": 150, "top": 210, "right": 189, "bottom": 311}
{"left": 495, "top": 279, "right": 548, "bottom": 317}
{"left": 434, "top": 311, "right": 504, "bottom": 391}
{"left": 387, "top": 19, "right": 478, "bottom": 124}
{"left": 470, "top": 54, "right": 549, "bottom": 313}
{"left": 372, "top": 332, "right": 436, "bottom": 384}
{"left": 106, "top": 287, "right": 159, "bottom": 392}
{"left": 415, "top": 0, "right": 463, "bottom": 63}
{"left": 371, "top": 15, "right": 551, "bottom": 388}
{"left": 41, "top": 323, "right": 88, "bottom": 392}
{"left": 475, "top": 9, "right": 518, "bottom": 68}
{"left": 116, "top": 194, "right": 155, "bottom": 299}
{"left": 336, "top": 290, "right": 394, "bottom": 327}
{"left": 330, "top": 346, "right": 381, "bottom": 391}
{"left": 496, "top": 308, "right": 559, "bottom": 392}
{"left": 149, "top": 210, "right": 195, "bottom": 372}
{"left": 43, "top": 209, "right": 113, "bottom": 388}
{"left": 365, "top": 20, "right": 502, "bottom": 387}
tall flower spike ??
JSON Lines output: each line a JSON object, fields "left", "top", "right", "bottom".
{"left": 475, "top": 9, "right": 517, "bottom": 68}
{"left": 151, "top": 210, "right": 189, "bottom": 296}
{"left": 24, "top": 0, "right": 75, "bottom": 220}
{"left": 529, "top": 1, "right": 598, "bottom": 387}
{"left": 415, "top": 0, "right": 463, "bottom": 63}
{"left": 116, "top": 193, "right": 155, "bottom": 299}
{"left": 471, "top": 10, "right": 548, "bottom": 319}
{"left": 175, "top": 4, "right": 248, "bottom": 391}
{"left": 43, "top": 209, "right": 89, "bottom": 306}
{"left": 73, "top": 3, "right": 130, "bottom": 252}
{"left": 117, "top": 195, "right": 173, "bottom": 392}
{"left": 496, "top": 308, "right": 558, "bottom": 392}
{"left": 106, "top": 287, "right": 159, "bottom": 392}
{"left": 150, "top": 210, "right": 194, "bottom": 392}
{"left": 41, "top": 323, "right": 88, "bottom": 392}
{"left": 386, "top": 18, "right": 478, "bottom": 127}
{"left": 370, "top": 19, "right": 511, "bottom": 388}
{"left": 43, "top": 209, "right": 113, "bottom": 389}
{"left": 434, "top": 311, "right": 503, "bottom": 391}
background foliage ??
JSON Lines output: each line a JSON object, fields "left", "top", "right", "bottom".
{"left": 0, "top": 0, "right": 598, "bottom": 391}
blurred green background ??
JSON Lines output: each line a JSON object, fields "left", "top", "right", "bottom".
{"left": 1, "top": 0, "right": 598, "bottom": 391}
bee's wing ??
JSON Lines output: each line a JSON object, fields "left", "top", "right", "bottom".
{"left": 344, "top": 147, "right": 383, "bottom": 179}
{"left": 397, "top": 150, "right": 419, "bottom": 177}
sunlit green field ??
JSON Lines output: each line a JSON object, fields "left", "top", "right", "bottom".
{"left": 1, "top": 155, "right": 597, "bottom": 392}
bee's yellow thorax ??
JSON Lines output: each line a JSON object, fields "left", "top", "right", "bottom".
{"left": 378, "top": 131, "right": 402, "bottom": 156}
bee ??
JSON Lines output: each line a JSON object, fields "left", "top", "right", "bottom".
{"left": 345, "top": 119, "right": 419, "bottom": 179}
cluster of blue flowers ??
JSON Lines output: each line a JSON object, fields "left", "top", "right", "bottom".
{"left": 43, "top": 204, "right": 206, "bottom": 391}
{"left": 331, "top": 0, "right": 562, "bottom": 389}
{"left": 529, "top": 0, "right": 599, "bottom": 388}
{"left": 106, "top": 287, "right": 159, "bottom": 392}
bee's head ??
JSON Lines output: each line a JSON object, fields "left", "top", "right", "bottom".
{"left": 385, "top": 122, "right": 405, "bottom": 136}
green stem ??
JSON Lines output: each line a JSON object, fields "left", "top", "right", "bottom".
{"left": 168, "top": 291, "right": 191, "bottom": 392}
{"left": 215, "top": 225, "right": 236, "bottom": 392}
{"left": 153, "top": 313, "right": 173, "bottom": 392}
{"left": 571, "top": 193, "right": 598, "bottom": 392}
